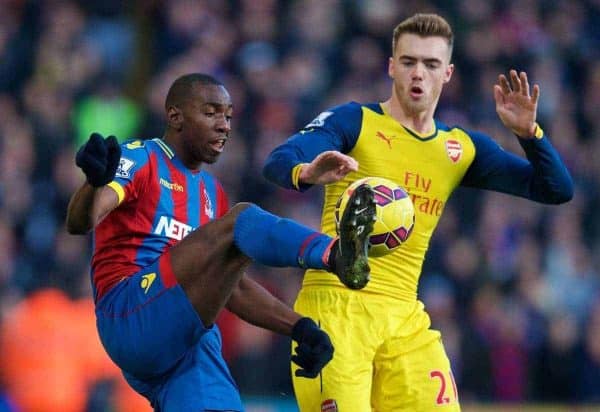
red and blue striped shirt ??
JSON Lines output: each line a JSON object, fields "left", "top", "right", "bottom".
{"left": 92, "top": 138, "right": 229, "bottom": 301}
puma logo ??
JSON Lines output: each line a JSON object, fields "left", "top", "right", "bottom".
{"left": 375, "top": 131, "right": 397, "bottom": 149}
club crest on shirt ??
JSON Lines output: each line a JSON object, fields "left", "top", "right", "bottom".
{"left": 116, "top": 157, "right": 135, "bottom": 178}
{"left": 445, "top": 139, "right": 462, "bottom": 163}
{"left": 321, "top": 399, "right": 338, "bottom": 412}
{"left": 202, "top": 188, "right": 214, "bottom": 219}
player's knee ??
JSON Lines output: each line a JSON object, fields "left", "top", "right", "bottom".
{"left": 228, "top": 202, "right": 254, "bottom": 219}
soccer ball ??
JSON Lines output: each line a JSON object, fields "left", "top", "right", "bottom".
{"left": 334, "top": 177, "right": 415, "bottom": 257}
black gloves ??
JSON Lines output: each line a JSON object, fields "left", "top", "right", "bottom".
{"left": 291, "top": 317, "right": 334, "bottom": 378}
{"left": 76, "top": 133, "right": 121, "bottom": 187}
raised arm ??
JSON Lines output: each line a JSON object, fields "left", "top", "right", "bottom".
{"left": 226, "top": 274, "right": 334, "bottom": 378}
{"left": 461, "top": 71, "right": 573, "bottom": 203}
{"left": 66, "top": 133, "right": 121, "bottom": 234}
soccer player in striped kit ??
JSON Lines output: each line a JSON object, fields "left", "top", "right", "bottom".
{"left": 66, "top": 73, "right": 376, "bottom": 411}
{"left": 263, "top": 13, "right": 573, "bottom": 412}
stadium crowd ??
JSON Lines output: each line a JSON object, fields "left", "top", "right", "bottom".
{"left": 0, "top": 0, "right": 599, "bottom": 410}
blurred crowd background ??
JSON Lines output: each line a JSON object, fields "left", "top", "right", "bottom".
{"left": 0, "top": 0, "right": 599, "bottom": 411}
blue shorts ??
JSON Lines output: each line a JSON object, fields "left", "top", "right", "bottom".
{"left": 95, "top": 251, "right": 244, "bottom": 411}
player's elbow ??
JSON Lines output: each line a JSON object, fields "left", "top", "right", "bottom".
{"left": 552, "top": 185, "right": 574, "bottom": 204}
{"left": 262, "top": 158, "right": 277, "bottom": 184}
{"left": 542, "top": 182, "right": 574, "bottom": 205}
{"left": 224, "top": 277, "right": 245, "bottom": 314}
{"left": 65, "top": 216, "right": 92, "bottom": 235}
{"left": 66, "top": 223, "right": 89, "bottom": 235}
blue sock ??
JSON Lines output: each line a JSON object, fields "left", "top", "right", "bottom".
{"left": 233, "top": 204, "right": 333, "bottom": 270}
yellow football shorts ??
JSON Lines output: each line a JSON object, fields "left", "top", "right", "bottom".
{"left": 292, "top": 286, "right": 460, "bottom": 411}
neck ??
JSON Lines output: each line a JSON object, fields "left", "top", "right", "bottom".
{"left": 382, "top": 93, "right": 436, "bottom": 135}
{"left": 163, "top": 132, "right": 202, "bottom": 171}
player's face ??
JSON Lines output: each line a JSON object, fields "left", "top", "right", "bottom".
{"left": 388, "top": 34, "right": 453, "bottom": 116}
{"left": 180, "top": 84, "right": 233, "bottom": 165}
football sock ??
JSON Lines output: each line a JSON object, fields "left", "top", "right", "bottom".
{"left": 233, "top": 204, "right": 333, "bottom": 269}
{"left": 326, "top": 239, "right": 338, "bottom": 268}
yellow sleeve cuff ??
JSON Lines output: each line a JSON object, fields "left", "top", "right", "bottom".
{"left": 107, "top": 181, "right": 125, "bottom": 205}
{"left": 291, "top": 163, "right": 308, "bottom": 190}
{"left": 533, "top": 123, "right": 544, "bottom": 139}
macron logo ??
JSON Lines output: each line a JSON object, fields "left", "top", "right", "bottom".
{"left": 154, "top": 216, "right": 193, "bottom": 240}
{"left": 160, "top": 178, "right": 184, "bottom": 192}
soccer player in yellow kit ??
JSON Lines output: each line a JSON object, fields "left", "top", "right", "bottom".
{"left": 263, "top": 13, "right": 573, "bottom": 412}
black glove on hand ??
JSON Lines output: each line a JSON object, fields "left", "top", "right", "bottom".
{"left": 291, "top": 317, "right": 334, "bottom": 378}
{"left": 76, "top": 133, "right": 121, "bottom": 187}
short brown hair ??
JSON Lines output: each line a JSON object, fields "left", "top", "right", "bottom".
{"left": 392, "top": 13, "right": 454, "bottom": 58}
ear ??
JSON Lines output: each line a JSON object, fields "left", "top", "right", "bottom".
{"left": 388, "top": 56, "right": 395, "bottom": 79}
{"left": 443, "top": 63, "right": 454, "bottom": 84}
{"left": 167, "top": 106, "right": 183, "bottom": 131}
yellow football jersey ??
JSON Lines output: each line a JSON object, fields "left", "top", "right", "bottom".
{"left": 301, "top": 104, "right": 475, "bottom": 300}
{"left": 264, "top": 101, "right": 571, "bottom": 301}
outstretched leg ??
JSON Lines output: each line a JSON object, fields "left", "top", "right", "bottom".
{"left": 168, "top": 185, "right": 375, "bottom": 325}
{"left": 233, "top": 185, "right": 376, "bottom": 288}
